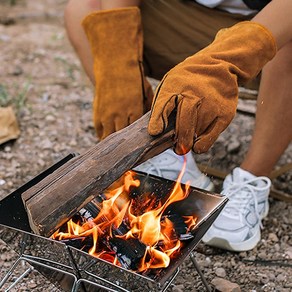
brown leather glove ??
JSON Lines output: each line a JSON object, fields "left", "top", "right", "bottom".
{"left": 82, "top": 7, "right": 153, "bottom": 140}
{"left": 148, "top": 21, "right": 276, "bottom": 155}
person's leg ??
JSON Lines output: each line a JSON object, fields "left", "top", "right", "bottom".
{"left": 203, "top": 41, "right": 292, "bottom": 251}
{"left": 240, "top": 40, "right": 292, "bottom": 177}
{"left": 64, "top": 0, "right": 101, "bottom": 84}
{"left": 141, "top": 0, "right": 249, "bottom": 80}
{"left": 64, "top": 0, "right": 141, "bottom": 84}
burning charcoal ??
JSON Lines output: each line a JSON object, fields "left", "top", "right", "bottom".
{"left": 164, "top": 213, "right": 194, "bottom": 241}
{"left": 108, "top": 237, "right": 146, "bottom": 270}
{"left": 112, "top": 221, "right": 130, "bottom": 237}
{"left": 60, "top": 236, "right": 93, "bottom": 250}
{"left": 78, "top": 201, "right": 100, "bottom": 220}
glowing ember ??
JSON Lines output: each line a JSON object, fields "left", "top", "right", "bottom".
{"left": 51, "top": 160, "right": 198, "bottom": 273}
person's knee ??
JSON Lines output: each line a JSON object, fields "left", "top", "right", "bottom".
{"left": 65, "top": 0, "right": 100, "bottom": 17}
{"left": 64, "top": 0, "right": 100, "bottom": 25}
{"left": 279, "top": 41, "right": 292, "bottom": 70}
{"left": 268, "top": 40, "right": 292, "bottom": 73}
{"left": 64, "top": 0, "right": 100, "bottom": 51}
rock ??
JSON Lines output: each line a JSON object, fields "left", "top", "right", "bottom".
{"left": 45, "top": 114, "right": 56, "bottom": 122}
{"left": 40, "top": 138, "right": 53, "bottom": 150}
{"left": 172, "top": 284, "right": 184, "bottom": 292}
{"left": 10, "top": 65, "right": 23, "bottom": 76}
{"left": 284, "top": 247, "right": 292, "bottom": 259}
{"left": 211, "top": 278, "right": 241, "bottom": 292}
{"left": 28, "top": 282, "right": 38, "bottom": 289}
{"left": 226, "top": 139, "right": 241, "bottom": 153}
{"left": 215, "top": 267, "right": 226, "bottom": 278}
{"left": 258, "top": 273, "right": 269, "bottom": 284}
{"left": 276, "top": 274, "right": 286, "bottom": 282}
{"left": 268, "top": 233, "right": 279, "bottom": 242}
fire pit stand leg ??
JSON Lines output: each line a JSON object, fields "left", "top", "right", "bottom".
{"left": 0, "top": 256, "right": 25, "bottom": 290}
{"left": 0, "top": 254, "right": 79, "bottom": 291}
{"left": 162, "top": 268, "right": 180, "bottom": 292}
{"left": 1, "top": 262, "right": 34, "bottom": 292}
{"left": 74, "top": 278, "right": 129, "bottom": 292}
{"left": 190, "top": 252, "right": 212, "bottom": 292}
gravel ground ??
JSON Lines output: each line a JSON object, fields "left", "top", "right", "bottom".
{"left": 0, "top": 1, "right": 291, "bottom": 291}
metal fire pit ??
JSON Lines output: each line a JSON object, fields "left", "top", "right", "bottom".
{"left": 0, "top": 153, "right": 228, "bottom": 292}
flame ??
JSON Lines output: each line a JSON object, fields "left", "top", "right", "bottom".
{"left": 51, "top": 156, "right": 198, "bottom": 273}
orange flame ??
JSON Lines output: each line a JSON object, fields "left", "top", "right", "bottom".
{"left": 51, "top": 156, "right": 197, "bottom": 273}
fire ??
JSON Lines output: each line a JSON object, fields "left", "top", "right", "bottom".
{"left": 51, "top": 157, "right": 198, "bottom": 273}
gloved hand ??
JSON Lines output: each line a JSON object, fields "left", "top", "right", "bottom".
{"left": 82, "top": 8, "right": 153, "bottom": 140}
{"left": 148, "top": 21, "right": 276, "bottom": 155}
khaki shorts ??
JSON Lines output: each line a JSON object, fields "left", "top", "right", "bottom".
{"left": 141, "top": 0, "right": 253, "bottom": 80}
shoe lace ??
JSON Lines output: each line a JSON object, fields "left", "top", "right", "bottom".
{"left": 221, "top": 177, "right": 271, "bottom": 228}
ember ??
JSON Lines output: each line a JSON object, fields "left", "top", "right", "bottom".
{"left": 51, "top": 162, "right": 199, "bottom": 274}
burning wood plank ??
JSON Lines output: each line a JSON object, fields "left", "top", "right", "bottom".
{"left": 22, "top": 112, "right": 175, "bottom": 237}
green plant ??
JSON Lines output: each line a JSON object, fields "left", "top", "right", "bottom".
{"left": 0, "top": 84, "right": 9, "bottom": 107}
{"left": 14, "top": 80, "right": 31, "bottom": 110}
{"left": 0, "top": 81, "right": 31, "bottom": 110}
{"left": 10, "top": 0, "right": 17, "bottom": 5}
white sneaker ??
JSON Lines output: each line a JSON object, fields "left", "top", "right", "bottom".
{"left": 202, "top": 167, "right": 271, "bottom": 252}
{"left": 133, "top": 149, "right": 214, "bottom": 191}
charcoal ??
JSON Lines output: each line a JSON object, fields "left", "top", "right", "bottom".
{"left": 78, "top": 201, "right": 100, "bottom": 220}
{"left": 60, "top": 236, "right": 93, "bottom": 250}
{"left": 112, "top": 221, "right": 130, "bottom": 236}
{"left": 164, "top": 213, "right": 193, "bottom": 241}
{"left": 108, "top": 237, "right": 146, "bottom": 270}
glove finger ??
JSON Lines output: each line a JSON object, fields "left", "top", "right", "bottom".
{"left": 196, "top": 98, "right": 236, "bottom": 137}
{"left": 93, "top": 116, "right": 103, "bottom": 140}
{"left": 129, "top": 111, "right": 143, "bottom": 126}
{"left": 101, "top": 120, "right": 116, "bottom": 140}
{"left": 174, "top": 98, "right": 199, "bottom": 155}
{"left": 194, "top": 98, "right": 220, "bottom": 138}
{"left": 148, "top": 94, "right": 179, "bottom": 136}
{"left": 193, "top": 118, "right": 228, "bottom": 153}
{"left": 148, "top": 75, "right": 178, "bottom": 135}
{"left": 114, "top": 116, "right": 128, "bottom": 133}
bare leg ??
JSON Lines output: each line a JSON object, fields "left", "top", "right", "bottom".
{"left": 240, "top": 40, "right": 292, "bottom": 177}
{"left": 64, "top": 0, "right": 141, "bottom": 84}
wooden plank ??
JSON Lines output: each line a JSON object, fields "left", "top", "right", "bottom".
{"left": 22, "top": 112, "right": 175, "bottom": 237}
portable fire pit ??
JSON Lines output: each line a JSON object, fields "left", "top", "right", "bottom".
{"left": 0, "top": 153, "right": 228, "bottom": 292}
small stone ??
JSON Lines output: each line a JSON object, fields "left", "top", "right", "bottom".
{"left": 45, "top": 114, "right": 56, "bottom": 122}
{"left": 69, "top": 139, "right": 77, "bottom": 146}
{"left": 28, "top": 282, "right": 37, "bottom": 289}
{"left": 268, "top": 233, "right": 279, "bottom": 242}
{"left": 0, "top": 34, "right": 10, "bottom": 42}
{"left": 37, "top": 158, "right": 45, "bottom": 167}
{"left": 215, "top": 149, "right": 226, "bottom": 159}
{"left": 211, "top": 277, "right": 241, "bottom": 292}
{"left": 227, "top": 139, "right": 241, "bottom": 153}
{"left": 258, "top": 273, "right": 269, "bottom": 284}
{"left": 285, "top": 250, "right": 292, "bottom": 259}
{"left": 10, "top": 65, "right": 23, "bottom": 76}
{"left": 274, "top": 243, "right": 280, "bottom": 252}
{"left": 4, "top": 146, "right": 11, "bottom": 152}
{"left": 172, "top": 284, "right": 184, "bottom": 292}
{"left": 276, "top": 274, "right": 286, "bottom": 282}
{"left": 215, "top": 267, "right": 226, "bottom": 278}
{"left": 40, "top": 138, "right": 53, "bottom": 150}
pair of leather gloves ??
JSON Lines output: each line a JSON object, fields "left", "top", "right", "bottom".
{"left": 82, "top": 7, "right": 276, "bottom": 154}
